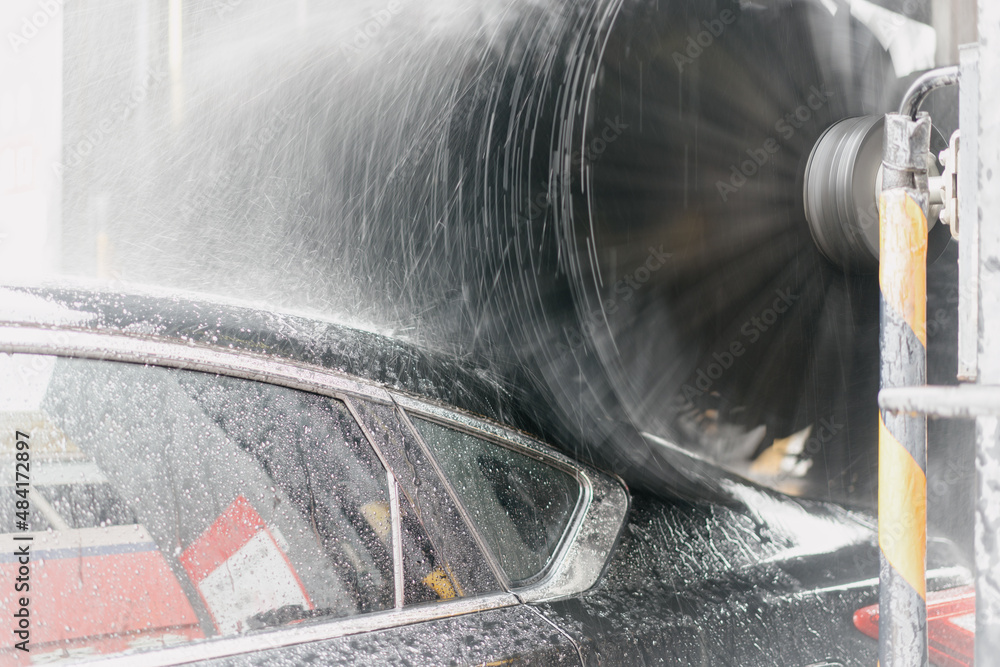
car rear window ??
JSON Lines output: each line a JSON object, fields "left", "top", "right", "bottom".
{"left": 0, "top": 353, "right": 395, "bottom": 663}
{"left": 411, "top": 418, "right": 581, "bottom": 586}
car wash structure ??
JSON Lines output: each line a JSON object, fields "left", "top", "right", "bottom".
{"left": 803, "top": 4, "right": 999, "bottom": 665}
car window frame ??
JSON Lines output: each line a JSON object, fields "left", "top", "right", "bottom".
{"left": 0, "top": 322, "right": 628, "bottom": 666}
{"left": 387, "top": 394, "right": 630, "bottom": 604}
{"left": 393, "top": 400, "right": 589, "bottom": 590}
{"left": 346, "top": 397, "right": 508, "bottom": 598}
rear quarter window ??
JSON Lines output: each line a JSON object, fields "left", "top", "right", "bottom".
{"left": 411, "top": 417, "right": 581, "bottom": 585}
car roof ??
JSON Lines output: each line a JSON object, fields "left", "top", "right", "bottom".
{"left": 0, "top": 283, "right": 557, "bottom": 443}
{"left": 1, "top": 283, "right": 743, "bottom": 503}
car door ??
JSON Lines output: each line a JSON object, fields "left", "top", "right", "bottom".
{"left": 0, "top": 351, "right": 585, "bottom": 666}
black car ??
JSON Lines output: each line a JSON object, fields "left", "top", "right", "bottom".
{"left": 0, "top": 285, "right": 971, "bottom": 666}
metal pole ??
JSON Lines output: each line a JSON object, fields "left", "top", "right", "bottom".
{"left": 879, "top": 109, "right": 931, "bottom": 667}
{"left": 877, "top": 66, "right": 961, "bottom": 666}
{"left": 958, "top": 45, "right": 980, "bottom": 382}
{"left": 976, "top": 1, "right": 1000, "bottom": 661}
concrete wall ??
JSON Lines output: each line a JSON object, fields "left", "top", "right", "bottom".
{"left": 934, "top": 0, "right": 978, "bottom": 65}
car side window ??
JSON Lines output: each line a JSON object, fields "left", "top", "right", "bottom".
{"left": 348, "top": 399, "right": 504, "bottom": 601}
{"left": 398, "top": 489, "right": 462, "bottom": 604}
{"left": 410, "top": 417, "right": 581, "bottom": 586}
{"left": 0, "top": 354, "right": 395, "bottom": 663}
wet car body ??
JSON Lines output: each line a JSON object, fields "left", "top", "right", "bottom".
{"left": 0, "top": 286, "right": 969, "bottom": 666}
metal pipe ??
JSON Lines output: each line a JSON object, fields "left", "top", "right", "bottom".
{"left": 878, "top": 110, "right": 932, "bottom": 666}
{"left": 880, "top": 386, "right": 1000, "bottom": 419}
{"left": 899, "top": 66, "right": 959, "bottom": 120}
{"left": 958, "top": 45, "right": 980, "bottom": 382}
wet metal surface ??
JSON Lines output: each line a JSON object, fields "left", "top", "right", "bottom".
{"left": 535, "top": 485, "right": 968, "bottom": 666}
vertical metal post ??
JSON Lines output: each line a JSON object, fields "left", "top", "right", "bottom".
{"left": 879, "top": 111, "right": 931, "bottom": 667}
{"left": 976, "top": 1, "right": 1000, "bottom": 661}
{"left": 958, "top": 45, "right": 980, "bottom": 382}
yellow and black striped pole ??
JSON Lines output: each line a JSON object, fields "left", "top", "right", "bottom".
{"left": 878, "top": 111, "right": 931, "bottom": 667}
